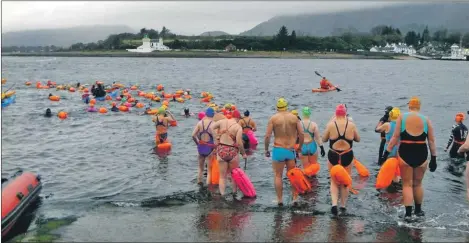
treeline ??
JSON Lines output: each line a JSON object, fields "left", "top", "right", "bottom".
{"left": 3, "top": 25, "right": 469, "bottom": 53}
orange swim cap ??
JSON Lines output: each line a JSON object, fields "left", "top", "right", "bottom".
{"left": 455, "top": 112, "right": 465, "bottom": 122}
{"left": 335, "top": 104, "right": 347, "bottom": 117}
{"left": 407, "top": 96, "right": 421, "bottom": 109}
{"left": 112, "top": 102, "right": 116, "bottom": 106}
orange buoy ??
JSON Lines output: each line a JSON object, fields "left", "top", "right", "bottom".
{"left": 211, "top": 156, "right": 220, "bottom": 185}
{"left": 303, "top": 163, "right": 320, "bottom": 177}
{"left": 128, "top": 97, "right": 135, "bottom": 103}
{"left": 90, "top": 99, "right": 96, "bottom": 105}
{"left": 170, "top": 120, "right": 177, "bottom": 127}
{"left": 152, "top": 97, "right": 161, "bottom": 102}
{"left": 184, "top": 95, "right": 192, "bottom": 100}
{"left": 25, "top": 82, "right": 32, "bottom": 86}
{"left": 376, "top": 158, "right": 399, "bottom": 189}
{"left": 57, "top": 111, "right": 68, "bottom": 120}
{"left": 164, "top": 94, "right": 172, "bottom": 99}
{"left": 105, "top": 95, "right": 112, "bottom": 100}
{"left": 157, "top": 142, "right": 172, "bottom": 150}
{"left": 353, "top": 159, "right": 370, "bottom": 177}
{"left": 138, "top": 92, "right": 146, "bottom": 97}
{"left": 287, "top": 168, "right": 312, "bottom": 194}
{"left": 145, "top": 93, "right": 154, "bottom": 99}
{"left": 157, "top": 84, "right": 164, "bottom": 91}
{"left": 201, "top": 92, "right": 208, "bottom": 98}
{"left": 176, "top": 98, "right": 184, "bottom": 103}
{"left": 201, "top": 97, "right": 210, "bottom": 103}
{"left": 147, "top": 109, "right": 158, "bottom": 115}
{"left": 99, "top": 107, "right": 108, "bottom": 113}
{"left": 136, "top": 103, "right": 144, "bottom": 108}
{"left": 69, "top": 87, "right": 76, "bottom": 92}
{"left": 162, "top": 100, "right": 169, "bottom": 106}
{"left": 49, "top": 95, "right": 60, "bottom": 101}
{"left": 119, "top": 105, "right": 129, "bottom": 112}
{"left": 130, "top": 86, "right": 137, "bottom": 90}
{"left": 83, "top": 88, "right": 89, "bottom": 93}
{"left": 330, "top": 165, "right": 358, "bottom": 194}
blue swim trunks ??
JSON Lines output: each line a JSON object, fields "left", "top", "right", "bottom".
{"left": 301, "top": 142, "right": 317, "bottom": 156}
{"left": 272, "top": 147, "right": 296, "bottom": 162}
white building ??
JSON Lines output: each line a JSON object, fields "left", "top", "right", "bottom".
{"left": 127, "top": 34, "right": 171, "bottom": 53}
{"left": 369, "top": 42, "right": 416, "bottom": 55}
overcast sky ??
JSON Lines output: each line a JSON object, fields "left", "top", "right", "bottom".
{"left": 2, "top": 1, "right": 402, "bottom": 35}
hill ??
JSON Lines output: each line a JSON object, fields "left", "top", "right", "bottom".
{"left": 1, "top": 25, "right": 136, "bottom": 47}
{"left": 239, "top": 3, "right": 469, "bottom": 36}
{"left": 199, "top": 31, "right": 232, "bottom": 36}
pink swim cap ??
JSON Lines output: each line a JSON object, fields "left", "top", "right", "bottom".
{"left": 198, "top": 111, "right": 206, "bottom": 120}
{"left": 335, "top": 104, "right": 347, "bottom": 117}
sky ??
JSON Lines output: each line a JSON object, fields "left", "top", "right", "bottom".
{"left": 2, "top": 1, "right": 402, "bottom": 35}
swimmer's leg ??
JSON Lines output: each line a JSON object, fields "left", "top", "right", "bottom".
{"left": 413, "top": 161, "right": 428, "bottom": 216}
{"left": 339, "top": 164, "right": 353, "bottom": 209}
{"left": 218, "top": 157, "right": 229, "bottom": 196}
{"left": 272, "top": 161, "right": 286, "bottom": 205}
{"left": 197, "top": 154, "right": 206, "bottom": 185}
{"left": 285, "top": 158, "right": 298, "bottom": 203}
{"left": 466, "top": 161, "right": 469, "bottom": 201}
{"left": 308, "top": 152, "right": 319, "bottom": 165}
{"left": 378, "top": 139, "right": 386, "bottom": 164}
{"left": 399, "top": 158, "right": 415, "bottom": 217}
{"left": 205, "top": 154, "right": 213, "bottom": 185}
{"left": 328, "top": 162, "right": 339, "bottom": 215}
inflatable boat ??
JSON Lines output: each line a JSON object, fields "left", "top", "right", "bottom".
{"left": 2, "top": 171, "right": 42, "bottom": 237}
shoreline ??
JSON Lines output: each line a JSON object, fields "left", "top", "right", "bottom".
{"left": 1, "top": 51, "right": 421, "bottom": 60}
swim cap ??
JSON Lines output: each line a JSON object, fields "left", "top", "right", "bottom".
{"left": 291, "top": 110, "right": 298, "bottom": 116}
{"left": 335, "top": 104, "right": 347, "bottom": 117}
{"left": 244, "top": 110, "right": 250, "bottom": 117}
{"left": 224, "top": 103, "right": 232, "bottom": 110}
{"left": 277, "top": 98, "right": 288, "bottom": 111}
{"left": 233, "top": 110, "right": 241, "bottom": 119}
{"left": 456, "top": 112, "right": 465, "bottom": 122}
{"left": 112, "top": 102, "right": 116, "bottom": 106}
{"left": 158, "top": 107, "right": 166, "bottom": 114}
{"left": 407, "top": 97, "right": 421, "bottom": 109}
{"left": 302, "top": 107, "right": 312, "bottom": 117}
{"left": 206, "top": 107, "right": 215, "bottom": 117}
{"left": 389, "top": 107, "right": 401, "bottom": 121}
{"left": 198, "top": 111, "right": 206, "bottom": 120}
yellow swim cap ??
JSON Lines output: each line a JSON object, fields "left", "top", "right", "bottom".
{"left": 224, "top": 103, "right": 232, "bottom": 110}
{"left": 277, "top": 98, "right": 288, "bottom": 111}
{"left": 389, "top": 107, "right": 401, "bottom": 121}
{"left": 291, "top": 110, "right": 298, "bottom": 116}
{"left": 407, "top": 96, "right": 421, "bottom": 109}
{"left": 161, "top": 105, "right": 168, "bottom": 110}
{"left": 158, "top": 107, "right": 166, "bottom": 114}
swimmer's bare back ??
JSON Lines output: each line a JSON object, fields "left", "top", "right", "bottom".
{"left": 270, "top": 112, "right": 300, "bottom": 149}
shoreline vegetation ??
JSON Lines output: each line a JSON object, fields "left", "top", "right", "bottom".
{"left": 1, "top": 50, "right": 419, "bottom": 60}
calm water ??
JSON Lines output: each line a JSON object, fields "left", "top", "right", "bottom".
{"left": 1, "top": 57, "right": 469, "bottom": 242}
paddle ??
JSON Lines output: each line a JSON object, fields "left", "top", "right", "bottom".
{"left": 314, "top": 71, "right": 341, "bottom": 92}
{"left": 4, "top": 83, "right": 16, "bottom": 93}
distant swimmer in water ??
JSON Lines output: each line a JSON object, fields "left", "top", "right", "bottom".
{"left": 383, "top": 97, "right": 437, "bottom": 221}
{"left": 375, "top": 107, "right": 402, "bottom": 185}
{"left": 212, "top": 109, "right": 247, "bottom": 198}
{"left": 320, "top": 77, "right": 336, "bottom": 90}
{"left": 445, "top": 113, "right": 467, "bottom": 158}
{"left": 141, "top": 106, "right": 152, "bottom": 115}
{"left": 152, "top": 107, "right": 175, "bottom": 145}
{"left": 265, "top": 98, "right": 304, "bottom": 206}
{"left": 110, "top": 102, "right": 119, "bottom": 112}
{"left": 300, "top": 107, "right": 325, "bottom": 169}
{"left": 376, "top": 106, "right": 393, "bottom": 164}
{"left": 457, "top": 135, "right": 469, "bottom": 200}
{"left": 76, "top": 82, "right": 81, "bottom": 88}
{"left": 183, "top": 108, "right": 194, "bottom": 118}
{"left": 44, "top": 108, "right": 52, "bottom": 117}
{"left": 322, "top": 104, "right": 360, "bottom": 216}
{"left": 192, "top": 107, "right": 216, "bottom": 186}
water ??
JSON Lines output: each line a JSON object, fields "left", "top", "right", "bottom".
{"left": 2, "top": 57, "right": 469, "bottom": 242}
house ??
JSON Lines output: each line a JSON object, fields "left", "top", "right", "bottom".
{"left": 225, "top": 44, "right": 236, "bottom": 52}
{"left": 370, "top": 42, "right": 416, "bottom": 55}
{"left": 370, "top": 46, "right": 381, "bottom": 52}
{"left": 126, "top": 34, "right": 171, "bottom": 53}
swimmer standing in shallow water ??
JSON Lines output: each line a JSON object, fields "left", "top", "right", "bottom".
{"left": 445, "top": 113, "right": 467, "bottom": 158}
{"left": 152, "top": 107, "right": 175, "bottom": 145}
{"left": 376, "top": 106, "right": 394, "bottom": 164}
{"left": 383, "top": 97, "right": 437, "bottom": 221}
{"left": 265, "top": 98, "right": 304, "bottom": 206}
{"left": 457, "top": 135, "right": 469, "bottom": 201}
{"left": 299, "top": 107, "right": 325, "bottom": 170}
{"left": 191, "top": 107, "right": 216, "bottom": 186}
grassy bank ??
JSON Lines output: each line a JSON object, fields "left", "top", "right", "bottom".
{"left": 2, "top": 50, "right": 418, "bottom": 60}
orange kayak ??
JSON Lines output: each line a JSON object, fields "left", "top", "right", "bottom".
{"left": 312, "top": 86, "right": 337, "bottom": 93}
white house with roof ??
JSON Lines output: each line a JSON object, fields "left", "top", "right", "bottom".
{"left": 369, "top": 42, "right": 416, "bottom": 55}
{"left": 127, "top": 34, "right": 171, "bottom": 53}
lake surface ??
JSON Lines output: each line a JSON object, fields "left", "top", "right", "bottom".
{"left": 2, "top": 57, "right": 469, "bottom": 242}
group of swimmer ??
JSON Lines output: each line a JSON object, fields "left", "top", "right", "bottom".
{"left": 169, "top": 95, "right": 469, "bottom": 221}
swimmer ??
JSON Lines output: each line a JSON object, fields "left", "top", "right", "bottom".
{"left": 376, "top": 106, "right": 393, "bottom": 164}
{"left": 183, "top": 108, "right": 194, "bottom": 118}
{"left": 48, "top": 93, "right": 53, "bottom": 98}
{"left": 186, "top": 89, "right": 191, "bottom": 95}
{"left": 300, "top": 107, "right": 325, "bottom": 170}
{"left": 110, "top": 102, "right": 119, "bottom": 112}
{"left": 445, "top": 113, "right": 467, "bottom": 158}
{"left": 239, "top": 110, "right": 257, "bottom": 132}
{"left": 172, "top": 95, "right": 176, "bottom": 102}
{"left": 131, "top": 99, "right": 139, "bottom": 107}
{"left": 141, "top": 106, "right": 152, "bottom": 115}
{"left": 44, "top": 108, "right": 52, "bottom": 117}
{"left": 457, "top": 136, "right": 469, "bottom": 200}
{"left": 328, "top": 104, "right": 353, "bottom": 123}
{"left": 265, "top": 98, "right": 304, "bottom": 206}
{"left": 232, "top": 110, "right": 241, "bottom": 122}
{"left": 375, "top": 107, "right": 402, "bottom": 185}
{"left": 212, "top": 109, "right": 247, "bottom": 198}
{"left": 319, "top": 77, "right": 336, "bottom": 90}
{"left": 76, "top": 82, "right": 81, "bottom": 88}
{"left": 383, "top": 97, "right": 437, "bottom": 220}
{"left": 152, "top": 107, "right": 175, "bottom": 145}
{"left": 191, "top": 107, "right": 216, "bottom": 186}
{"left": 322, "top": 104, "right": 360, "bottom": 215}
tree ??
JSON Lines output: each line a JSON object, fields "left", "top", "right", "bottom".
{"left": 371, "top": 25, "right": 387, "bottom": 36}
{"left": 289, "top": 30, "right": 297, "bottom": 47}
{"left": 139, "top": 28, "right": 147, "bottom": 38}
{"left": 275, "top": 26, "right": 289, "bottom": 50}
{"left": 404, "top": 31, "right": 419, "bottom": 47}
{"left": 421, "top": 26, "right": 431, "bottom": 43}
{"left": 396, "top": 28, "right": 401, "bottom": 35}
{"left": 462, "top": 32, "right": 469, "bottom": 47}
{"left": 160, "top": 26, "right": 171, "bottom": 38}
{"left": 432, "top": 29, "right": 448, "bottom": 42}
{"left": 445, "top": 32, "right": 462, "bottom": 45}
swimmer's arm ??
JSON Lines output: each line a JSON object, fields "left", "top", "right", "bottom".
{"left": 251, "top": 120, "right": 257, "bottom": 131}
{"left": 264, "top": 119, "right": 273, "bottom": 152}
{"left": 322, "top": 124, "right": 330, "bottom": 143}
{"left": 353, "top": 125, "right": 361, "bottom": 142}
{"left": 427, "top": 119, "right": 437, "bottom": 156}
{"left": 151, "top": 115, "right": 157, "bottom": 123}
{"left": 297, "top": 120, "right": 305, "bottom": 149}
{"left": 386, "top": 116, "right": 401, "bottom": 152}
{"left": 236, "top": 127, "right": 246, "bottom": 155}
{"left": 446, "top": 125, "right": 457, "bottom": 149}
{"left": 457, "top": 138, "right": 469, "bottom": 153}
{"left": 166, "top": 111, "right": 175, "bottom": 122}
{"left": 191, "top": 123, "right": 200, "bottom": 145}
{"left": 375, "top": 123, "right": 388, "bottom": 133}
{"left": 313, "top": 123, "right": 323, "bottom": 146}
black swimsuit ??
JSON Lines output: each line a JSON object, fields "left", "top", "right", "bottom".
{"left": 328, "top": 120, "right": 354, "bottom": 167}
{"left": 155, "top": 117, "right": 168, "bottom": 143}
{"left": 398, "top": 112, "right": 428, "bottom": 168}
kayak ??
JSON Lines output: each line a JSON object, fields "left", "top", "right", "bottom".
{"left": 1, "top": 95, "right": 16, "bottom": 108}
{"left": 312, "top": 86, "right": 337, "bottom": 93}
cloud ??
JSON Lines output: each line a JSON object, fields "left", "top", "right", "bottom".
{"left": 2, "top": 1, "right": 400, "bottom": 35}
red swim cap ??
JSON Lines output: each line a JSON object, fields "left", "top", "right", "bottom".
{"left": 232, "top": 110, "right": 241, "bottom": 119}
{"left": 335, "top": 104, "right": 347, "bottom": 117}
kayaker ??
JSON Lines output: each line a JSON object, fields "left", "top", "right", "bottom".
{"left": 320, "top": 77, "right": 335, "bottom": 89}
{"left": 445, "top": 113, "right": 468, "bottom": 158}
{"left": 376, "top": 106, "right": 393, "bottom": 164}
{"left": 45, "top": 108, "right": 52, "bottom": 117}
